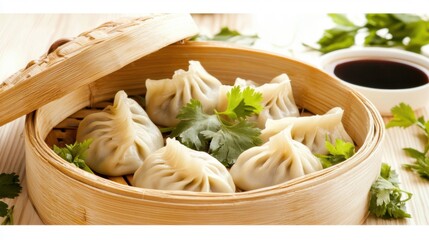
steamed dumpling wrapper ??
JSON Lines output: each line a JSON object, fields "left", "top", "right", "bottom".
{"left": 217, "top": 74, "right": 299, "bottom": 128}
{"left": 133, "top": 138, "right": 236, "bottom": 193}
{"left": 76, "top": 90, "right": 164, "bottom": 176}
{"left": 230, "top": 126, "right": 323, "bottom": 191}
{"left": 145, "top": 60, "right": 222, "bottom": 127}
{"left": 260, "top": 107, "right": 354, "bottom": 155}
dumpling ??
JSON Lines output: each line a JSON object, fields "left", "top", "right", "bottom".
{"left": 260, "top": 107, "right": 354, "bottom": 155}
{"left": 230, "top": 126, "right": 322, "bottom": 191}
{"left": 217, "top": 74, "right": 299, "bottom": 128}
{"left": 132, "top": 138, "right": 236, "bottom": 193}
{"left": 256, "top": 74, "right": 300, "bottom": 127}
{"left": 145, "top": 60, "right": 222, "bottom": 127}
{"left": 76, "top": 90, "right": 164, "bottom": 176}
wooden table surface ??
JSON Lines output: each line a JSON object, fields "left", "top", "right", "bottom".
{"left": 1, "top": 13, "right": 428, "bottom": 225}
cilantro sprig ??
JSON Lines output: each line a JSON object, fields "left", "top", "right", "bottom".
{"left": 53, "top": 139, "right": 94, "bottom": 174}
{"left": 316, "top": 138, "right": 356, "bottom": 168}
{"left": 217, "top": 85, "right": 263, "bottom": 120}
{"left": 0, "top": 173, "right": 22, "bottom": 225}
{"left": 386, "top": 103, "right": 429, "bottom": 179}
{"left": 369, "top": 163, "right": 412, "bottom": 219}
{"left": 307, "top": 14, "right": 429, "bottom": 54}
{"left": 171, "top": 100, "right": 221, "bottom": 151}
{"left": 191, "top": 27, "right": 259, "bottom": 46}
{"left": 171, "top": 86, "right": 263, "bottom": 167}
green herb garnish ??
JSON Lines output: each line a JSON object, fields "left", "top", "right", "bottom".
{"left": 53, "top": 139, "right": 94, "bottom": 174}
{"left": 369, "top": 163, "right": 412, "bottom": 219}
{"left": 316, "top": 138, "right": 355, "bottom": 168}
{"left": 0, "top": 173, "right": 22, "bottom": 225}
{"left": 171, "top": 86, "right": 263, "bottom": 167}
{"left": 386, "top": 102, "right": 429, "bottom": 179}
{"left": 307, "top": 14, "right": 429, "bottom": 54}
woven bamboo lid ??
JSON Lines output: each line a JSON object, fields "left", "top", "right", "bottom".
{"left": 0, "top": 14, "right": 199, "bottom": 126}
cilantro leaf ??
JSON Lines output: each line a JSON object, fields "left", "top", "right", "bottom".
{"left": 217, "top": 86, "right": 263, "bottom": 120}
{"left": 0, "top": 173, "right": 22, "bottom": 225}
{"left": 386, "top": 102, "right": 429, "bottom": 138}
{"left": 364, "top": 14, "right": 429, "bottom": 53}
{"left": 191, "top": 27, "right": 259, "bottom": 46}
{"left": 202, "top": 120, "right": 262, "bottom": 167}
{"left": 369, "top": 163, "right": 412, "bottom": 219}
{"left": 0, "top": 173, "right": 22, "bottom": 199}
{"left": 386, "top": 102, "right": 429, "bottom": 181}
{"left": 379, "top": 161, "right": 400, "bottom": 185}
{"left": 365, "top": 14, "right": 397, "bottom": 29}
{"left": 316, "top": 26, "right": 359, "bottom": 54}
{"left": 171, "top": 99, "right": 221, "bottom": 151}
{"left": 0, "top": 201, "right": 8, "bottom": 218}
{"left": 308, "top": 14, "right": 360, "bottom": 53}
{"left": 403, "top": 148, "right": 429, "bottom": 180}
{"left": 172, "top": 86, "right": 263, "bottom": 166}
{"left": 316, "top": 139, "right": 355, "bottom": 168}
{"left": 53, "top": 139, "right": 94, "bottom": 174}
{"left": 417, "top": 116, "right": 429, "bottom": 140}
{"left": 386, "top": 103, "right": 417, "bottom": 128}
{"left": 1, "top": 205, "right": 14, "bottom": 225}
{"left": 307, "top": 14, "right": 429, "bottom": 54}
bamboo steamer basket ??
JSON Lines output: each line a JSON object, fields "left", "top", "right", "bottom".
{"left": 3, "top": 14, "right": 385, "bottom": 224}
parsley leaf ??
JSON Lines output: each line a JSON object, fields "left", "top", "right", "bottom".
{"left": 386, "top": 102, "right": 429, "bottom": 180}
{"left": 172, "top": 86, "right": 263, "bottom": 167}
{"left": 385, "top": 103, "right": 417, "bottom": 129}
{"left": 217, "top": 86, "right": 263, "bottom": 120}
{"left": 317, "top": 23, "right": 360, "bottom": 53}
{"left": 0, "top": 173, "right": 22, "bottom": 225}
{"left": 403, "top": 148, "right": 429, "bottom": 180}
{"left": 316, "top": 139, "right": 355, "bottom": 168}
{"left": 171, "top": 99, "right": 221, "bottom": 151}
{"left": 53, "top": 139, "right": 94, "bottom": 174}
{"left": 308, "top": 14, "right": 360, "bottom": 54}
{"left": 369, "top": 163, "right": 412, "bottom": 219}
{"left": 0, "top": 201, "right": 8, "bottom": 218}
{"left": 1, "top": 205, "right": 14, "bottom": 225}
{"left": 308, "top": 14, "right": 429, "bottom": 54}
{"left": 202, "top": 120, "right": 262, "bottom": 167}
{"left": 379, "top": 162, "right": 399, "bottom": 185}
{"left": 191, "top": 27, "right": 259, "bottom": 46}
{"left": 0, "top": 173, "right": 22, "bottom": 199}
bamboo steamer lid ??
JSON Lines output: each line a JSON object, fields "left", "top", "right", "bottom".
{"left": 0, "top": 13, "right": 199, "bottom": 126}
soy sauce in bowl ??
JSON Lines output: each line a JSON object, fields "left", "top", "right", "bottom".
{"left": 333, "top": 59, "right": 429, "bottom": 89}
{"left": 319, "top": 47, "right": 429, "bottom": 116}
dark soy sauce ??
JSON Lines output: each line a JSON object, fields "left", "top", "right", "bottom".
{"left": 334, "top": 59, "right": 429, "bottom": 89}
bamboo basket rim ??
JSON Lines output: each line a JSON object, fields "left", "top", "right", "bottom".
{"left": 25, "top": 41, "right": 385, "bottom": 204}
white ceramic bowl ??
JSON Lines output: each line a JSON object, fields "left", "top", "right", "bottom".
{"left": 320, "top": 47, "right": 429, "bottom": 116}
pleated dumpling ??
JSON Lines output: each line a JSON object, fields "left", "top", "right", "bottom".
{"left": 145, "top": 60, "right": 222, "bottom": 127}
{"left": 230, "top": 126, "right": 322, "bottom": 191}
{"left": 132, "top": 138, "right": 236, "bottom": 193}
{"left": 260, "top": 107, "right": 354, "bottom": 155}
{"left": 217, "top": 74, "right": 299, "bottom": 128}
{"left": 76, "top": 90, "right": 164, "bottom": 176}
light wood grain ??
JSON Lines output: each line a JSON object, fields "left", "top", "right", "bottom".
{"left": 0, "top": 13, "right": 428, "bottom": 225}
